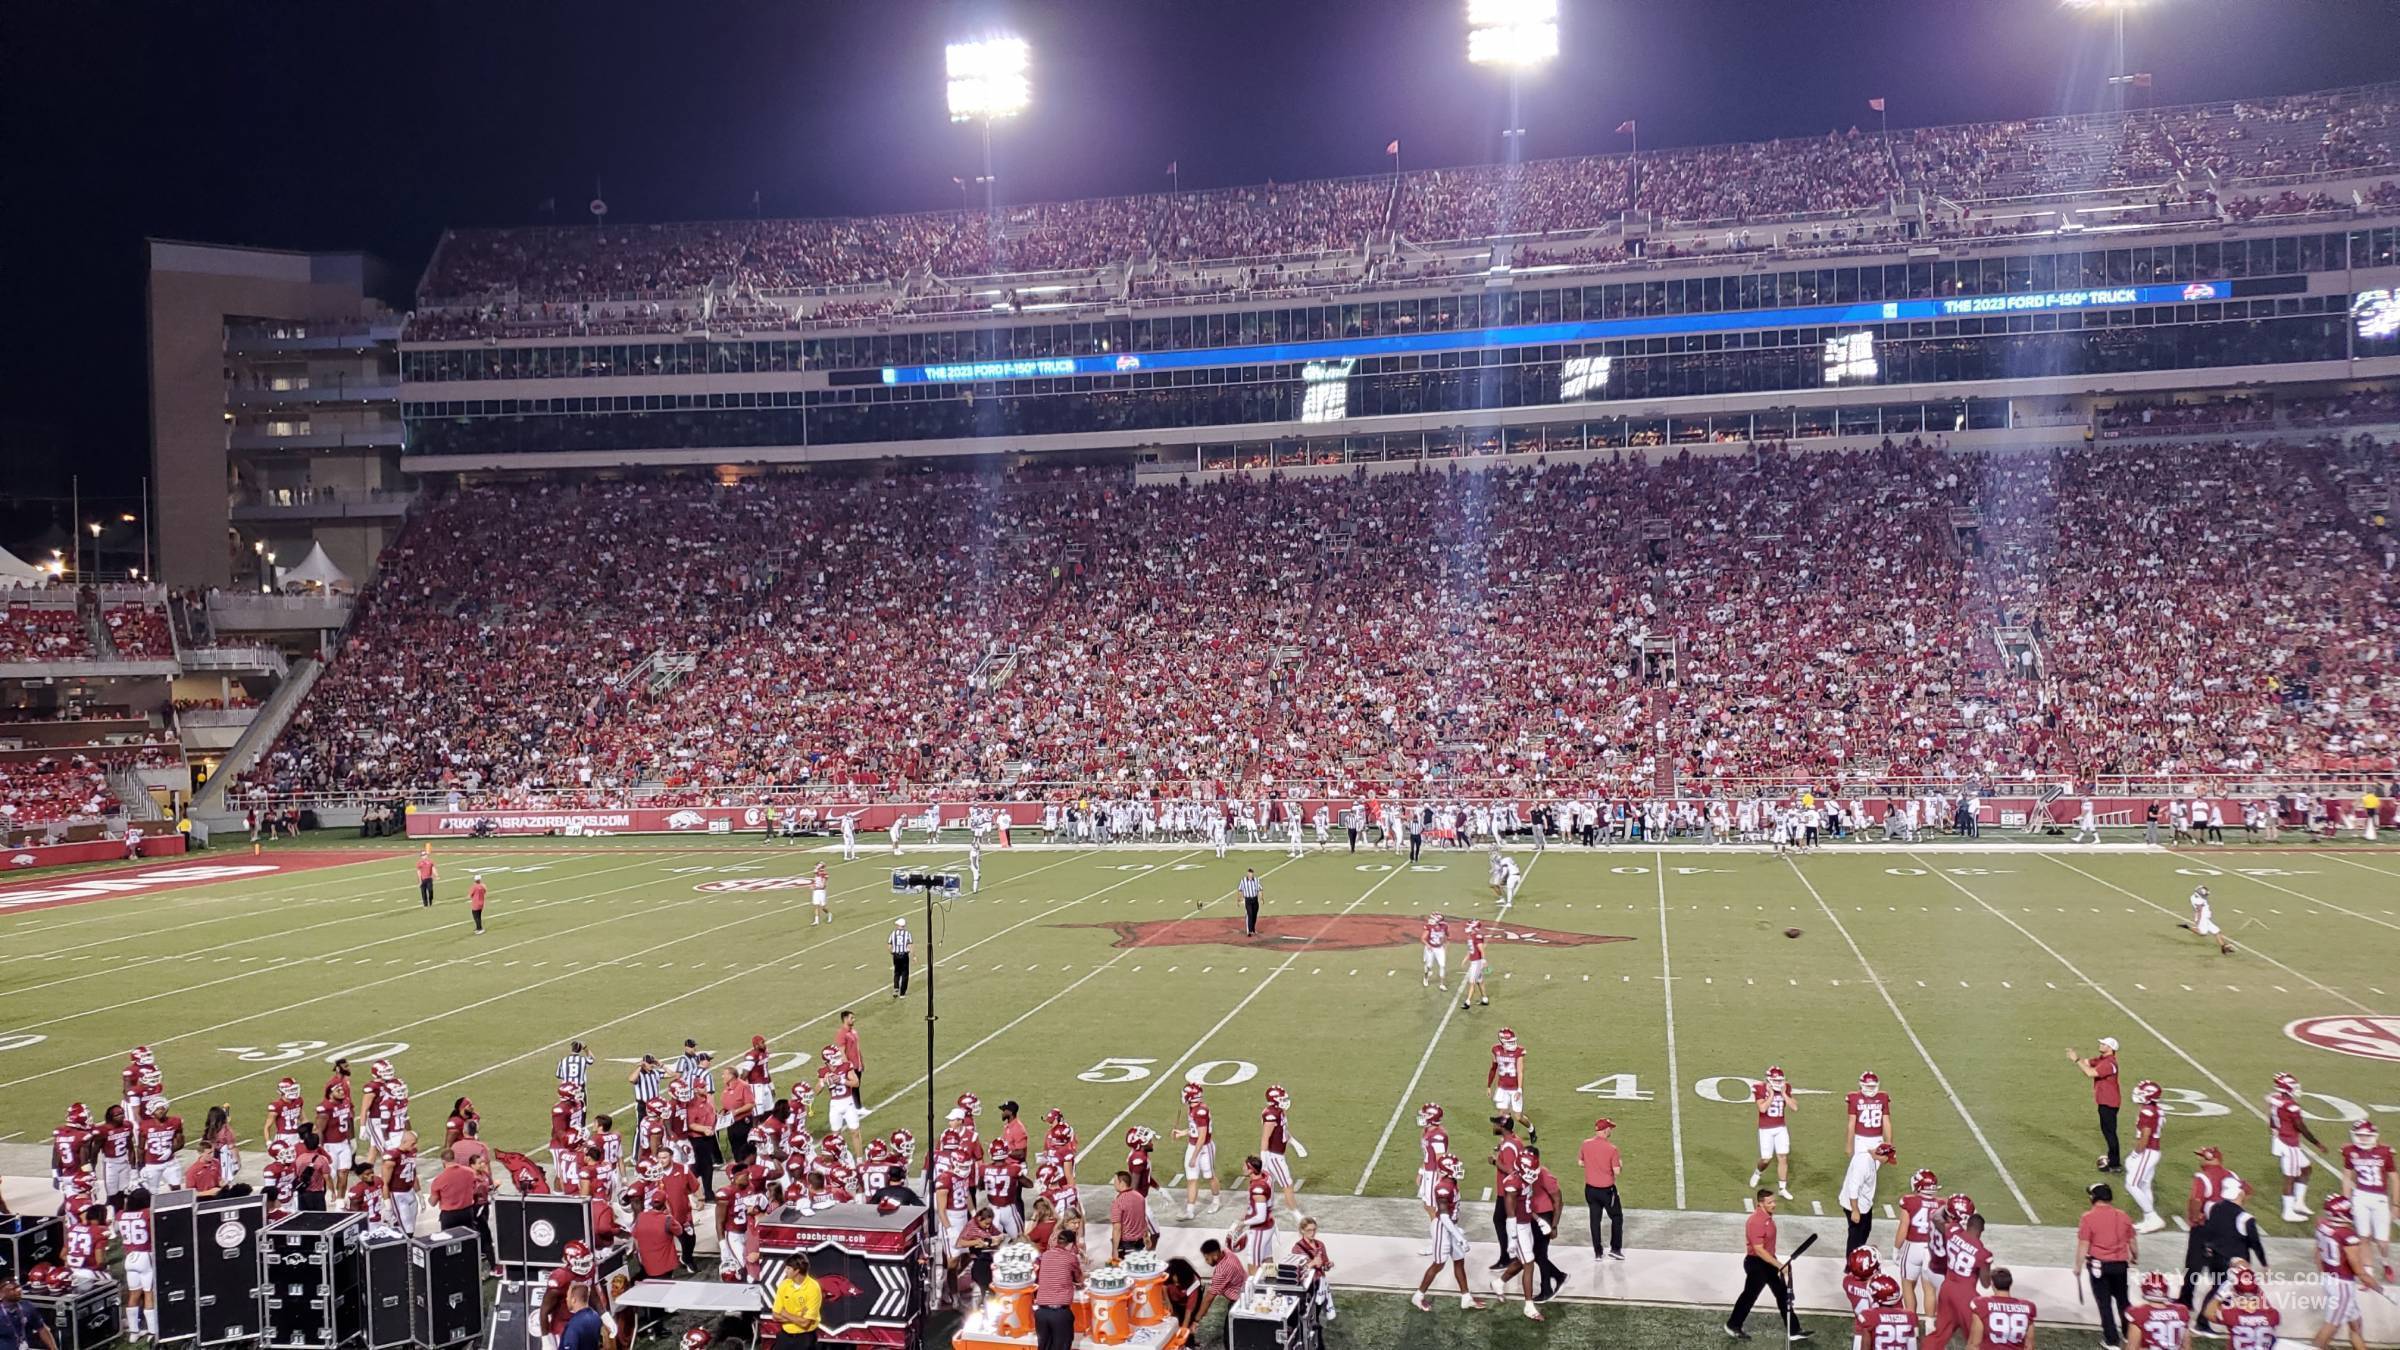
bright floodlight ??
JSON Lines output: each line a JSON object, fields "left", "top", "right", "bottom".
{"left": 1467, "top": 0, "right": 1559, "bottom": 67}
{"left": 947, "top": 36, "right": 1031, "bottom": 122}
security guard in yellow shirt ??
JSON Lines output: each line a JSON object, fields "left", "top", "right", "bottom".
{"left": 771, "top": 1255, "right": 822, "bottom": 1350}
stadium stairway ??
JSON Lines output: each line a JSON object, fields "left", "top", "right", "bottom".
{"left": 188, "top": 655, "right": 322, "bottom": 817}
{"left": 1, "top": 1150, "right": 2386, "bottom": 1342}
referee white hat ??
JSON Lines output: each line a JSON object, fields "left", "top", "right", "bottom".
{"left": 895, "top": 917, "right": 908, "bottom": 927}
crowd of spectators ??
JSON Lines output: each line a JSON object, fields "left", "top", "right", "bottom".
{"left": 0, "top": 603, "right": 91, "bottom": 661}
{"left": 0, "top": 752, "right": 124, "bottom": 834}
{"left": 1968, "top": 440, "right": 2396, "bottom": 780}
{"left": 402, "top": 86, "right": 2399, "bottom": 345}
{"left": 2094, "top": 393, "right": 2278, "bottom": 438}
{"left": 243, "top": 435, "right": 2396, "bottom": 803}
{"left": 101, "top": 603, "right": 174, "bottom": 658}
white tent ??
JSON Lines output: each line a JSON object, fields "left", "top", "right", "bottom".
{"left": 276, "top": 542, "right": 356, "bottom": 594}
{"left": 0, "top": 546, "right": 48, "bottom": 587}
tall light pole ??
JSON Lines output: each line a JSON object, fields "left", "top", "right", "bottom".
{"left": 1467, "top": 0, "right": 1559, "bottom": 168}
{"left": 947, "top": 35, "right": 1031, "bottom": 220}
{"left": 2062, "top": 0, "right": 2152, "bottom": 113}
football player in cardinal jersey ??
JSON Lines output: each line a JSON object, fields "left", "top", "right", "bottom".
{"left": 1174, "top": 1081, "right": 1221, "bottom": 1220}
{"left": 1125, "top": 1126, "right": 1158, "bottom": 1198}
{"left": 1839, "top": 1140, "right": 1898, "bottom": 1253}
{"left": 63, "top": 1204, "right": 109, "bottom": 1289}
{"left": 267, "top": 1077, "right": 306, "bottom": 1145}
{"left": 1749, "top": 1067, "right": 1794, "bottom": 1199}
{"left": 1926, "top": 1200, "right": 1989, "bottom": 1350}
{"left": 1851, "top": 1275, "right": 1913, "bottom": 1350}
{"left": 1840, "top": 1247, "right": 1883, "bottom": 1315}
{"left": 2314, "top": 1194, "right": 2383, "bottom": 1350}
{"left": 2199, "top": 1265, "right": 2279, "bottom": 1350}
{"left": 2127, "top": 1269, "right": 2194, "bottom": 1350}
{"left": 2268, "top": 1073, "right": 2326, "bottom": 1221}
{"left": 117, "top": 1189, "right": 158, "bottom": 1341}
{"left": 538, "top": 1242, "right": 605, "bottom": 1350}
{"left": 51, "top": 1103, "right": 94, "bottom": 1198}
{"left": 1845, "top": 1070, "right": 1895, "bottom": 1157}
{"left": 982, "top": 1139, "right": 1025, "bottom": 1236}
{"left": 1489, "top": 1029, "right": 1531, "bottom": 1138}
{"left": 94, "top": 1104, "right": 134, "bottom": 1203}
{"left": 819, "top": 1046, "right": 863, "bottom": 1151}
{"left": 1896, "top": 1168, "right": 1943, "bottom": 1318}
{"left": 1039, "top": 1108, "right": 1077, "bottom": 1174}
{"left": 1233, "top": 1156, "right": 1277, "bottom": 1274}
{"left": 1259, "top": 1086, "right": 1302, "bottom": 1220}
{"left": 261, "top": 1138, "right": 300, "bottom": 1219}
{"left": 1410, "top": 1156, "right": 1485, "bottom": 1313}
{"left": 1422, "top": 912, "right": 1450, "bottom": 990}
{"left": 2125, "top": 1079, "right": 2167, "bottom": 1232}
{"left": 2341, "top": 1119, "right": 2393, "bottom": 1273}
{"left": 135, "top": 1098, "right": 185, "bottom": 1192}
{"left": 1414, "top": 1104, "right": 1451, "bottom": 1234}
{"left": 1460, "top": 921, "right": 1492, "bottom": 1010}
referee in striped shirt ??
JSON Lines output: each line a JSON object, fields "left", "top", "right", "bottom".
{"left": 627, "top": 1055, "right": 664, "bottom": 1109}
{"left": 889, "top": 918, "right": 913, "bottom": 997}
{"left": 556, "top": 1041, "right": 594, "bottom": 1089}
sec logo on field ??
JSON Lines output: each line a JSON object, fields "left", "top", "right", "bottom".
{"left": 2286, "top": 1015, "right": 2400, "bottom": 1063}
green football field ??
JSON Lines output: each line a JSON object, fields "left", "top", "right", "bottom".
{"left": 3, "top": 835, "right": 2397, "bottom": 1236}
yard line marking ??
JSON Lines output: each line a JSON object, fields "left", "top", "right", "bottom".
{"left": 2218, "top": 867, "right": 2400, "bottom": 936}
{"left": 1356, "top": 853, "right": 1541, "bottom": 1196}
{"left": 436, "top": 855, "right": 1089, "bottom": 1109}
{"left": 2317, "top": 853, "right": 2400, "bottom": 882}
{"left": 0, "top": 851, "right": 489, "bottom": 951}
{"left": 0, "top": 851, "right": 720, "bottom": 1036}
{"left": 2043, "top": 857, "right": 2373, "bottom": 1014}
{"left": 0, "top": 860, "right": 479, "bottom": 968}
{"left": 1914, "top": 856, "right": 2339, "bottom": 1173}
{"left": 1783, "top": 858, "right": 2037, "bottom": 1223}
{"left": 0, "top": 849, "right": 810, "bottom": 1092}
{"left": 0, "top": 860, "right": 608, "bottom": 1003}
{"left": 866, "top": 852, "right": 1266, "bottom": 1114}
{"left": 1652, "top": 852, "right": 1688, "bottom": 1209}
{"left": 1082, "top": 865, "right": 1413, "bottom": 1168}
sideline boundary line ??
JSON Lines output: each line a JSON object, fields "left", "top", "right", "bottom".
{"left": 0, "top": 849, "right": 770, "bottom": 1093}
{"left": 174, "top": 851, "right": 980, "bottom": 1107}
{"left": 1785, "top": 858, "right": 2040, "bottom": 1223}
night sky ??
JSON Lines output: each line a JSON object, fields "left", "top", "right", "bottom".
{"left": 3, "top": 0, "right": 2393, "bottom": 516}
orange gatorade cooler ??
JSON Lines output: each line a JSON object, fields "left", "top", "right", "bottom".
{"left": 1123, "top": 1252, "right": 1169, "bottom": 1326}
{"left": 1085, "top": 1267, "right": 1135, "bottom": 1345}
{"left": 989, "top": 1242, "right": 1039, "bottom": 1337}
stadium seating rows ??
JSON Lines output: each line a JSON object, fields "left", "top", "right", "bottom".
{"left": 414, "top": 84, "right": 2400, "bottom": 312}
{"left": 0, "top": 753, "right": 126, "bottom": 831}
{"left": 247, "top": 436, "right": 2398, "bottom": 801}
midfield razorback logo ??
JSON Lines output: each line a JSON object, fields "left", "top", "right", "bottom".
{"left": 2287, "top": 1015, "right": 2400, "bottom": 1063}
{"left": 1060, "top": 914, "right": 1634, "bottom": 952}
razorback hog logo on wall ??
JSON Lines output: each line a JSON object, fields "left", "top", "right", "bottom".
{"left": 663, "top": 810, "right": 711, "bottom": 830}
{"left": 1060, "top": 914, "right": 1633, "bottom": 952}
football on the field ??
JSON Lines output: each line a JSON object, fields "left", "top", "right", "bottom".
{"left": 1783, "top": 927, "right": 1803, "bottom": 938}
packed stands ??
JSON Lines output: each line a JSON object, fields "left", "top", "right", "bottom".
{"left": 0, "top": 753, "right": 123, "bottom": 833}
{"left": 247, "top": 437, "right": 2397, "bottom": 801}
{"left": 101, "top": 603, "right": 175, "bottom": 658}
{"left": 408, "top": 83, "right": 2400, "bottom": 334}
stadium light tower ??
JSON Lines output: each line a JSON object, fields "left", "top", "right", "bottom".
{"left": 947, "top": 35, "right": 1031, "bottom": 219}
{"left": 2061, "top": 0, "right": 2153, "bottom": 112}
{"left": 1467, "top": 0, "right": 1558, "bottom": 166}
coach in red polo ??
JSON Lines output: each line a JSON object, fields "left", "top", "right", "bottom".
{"left": 1724, "top": 1190, "right": 1801, "bottom": 1340}
{"left": 1578, "top": 1118, "right": 1624, "bottom": 1258}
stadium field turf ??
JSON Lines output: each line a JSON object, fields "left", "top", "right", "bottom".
{"left": 2, "top": 833, "right": 2396, "bottom": 1239}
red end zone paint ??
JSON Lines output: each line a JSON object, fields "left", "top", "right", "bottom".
{"left": 0, "top": 852, "right": 386, "bottom": 914}
{"left": 1059, "top": 913, "right": 1633, "bottom": 952}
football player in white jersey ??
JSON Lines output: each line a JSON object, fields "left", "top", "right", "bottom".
{"left": 2180, "top": 885, "right": 2235, "bottom": 955}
